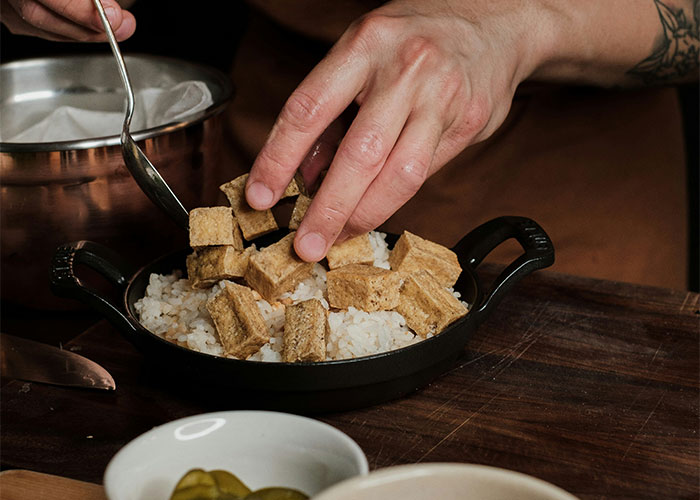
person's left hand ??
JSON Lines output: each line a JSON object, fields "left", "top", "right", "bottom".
{"left": 245, "top": 0, "right": 553, "bottom": 261}
{"left": 0, "top": 0, "right": 135, "bottom": 41}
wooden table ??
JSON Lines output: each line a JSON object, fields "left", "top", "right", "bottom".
{"left": 1, "top": 266, "right": 698, "bottom": 499}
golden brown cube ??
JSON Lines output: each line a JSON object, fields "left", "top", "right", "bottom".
{"left": 326, "top": 264, "right": 400, "bottom": 312}
{"left": 189, "top": 207, "right": 242, "bottom": 249}
{"left": 244, "top": 232, "right": 313, "bottom": 301}
{"left": 230, "top": 219, "right": 244, "bottom": 250}
{"left": 219, "top": 174, "right": 278, "bottom": 240}
{"left": 288, "top": 194, "right": 312, "bottom": 230}
{"left": 206, "top": 281, "right": 269, "bottom": 358}
{"left": 389, "top": 231, "right": 462, "bottom": 287}
{"left": 396, "top": 270, "right": 468, "bottom": 337}
{"left": 326, "top": 233, "right": 374, "bottom": 270}
{"left": 186, "top": 246, "right": 255, "bottom": 289}
{"left": 281, "top": 172, "right": 307, "bottom": 198}
{"left": 282, "top": 298, "right": 328, "bottom": 362}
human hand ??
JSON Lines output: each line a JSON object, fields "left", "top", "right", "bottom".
{"left": 1, "top": 0, "right": 135, "bottom": 41}
{"left": 245, "top": 0, "right": 554, "bottom": 262}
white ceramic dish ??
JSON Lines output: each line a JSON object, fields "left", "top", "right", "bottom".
{"left": 103, "top": 411, "right": 368, "bottom": 500}
{"left": 312, "top": 463, "right": 579, "bottom": 500}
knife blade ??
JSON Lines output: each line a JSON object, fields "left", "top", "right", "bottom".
{"left": 0, "top": 334, "right": 115, "bottom": 390}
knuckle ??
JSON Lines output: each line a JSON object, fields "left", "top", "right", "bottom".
{"left": 465, "top": 96, "right": 490, "bottom": 132}
{"left": 451, "top": 96, "right": 490, "bottom": 141}
{"left": 55, "top": 0, "right": 78, "bottom": 18}
{"left": 279, "top": 90, "right": 324, "bottom": 134}
{"left": 394, "top": 157, "right": 430, "bottom": 197}
{"left": 438, "top": 68, "right": 466, "bottom": 102}
{"left": 337, "top": 127, "right": 386, "bottom": 173}
{"left": 257, "top": 147, "right": 293, "bottom": 179}
{"left": 353, "top": 13, "right": 391, "bottom": 38}
{"left": 345, "top": 209, "right": 377, "bottom": 235}
{"left": 399, "top": 36, "right": 441, "bottom": 69}
{"left": 345, "top": 13, "right": 397, "bottom": 53}
{"left": 17, "top": 0, "right": 39, "bottom": 22}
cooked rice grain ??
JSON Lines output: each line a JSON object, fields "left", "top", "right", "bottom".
{"left": 134, "top": 231, "right": 456, "bottom": 362}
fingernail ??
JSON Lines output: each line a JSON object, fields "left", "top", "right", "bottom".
{"left": 297, "top": 232, "right": 326, "bottom": 262}
{"left": 247, "top": 181, "right": 274, "bottom": 208}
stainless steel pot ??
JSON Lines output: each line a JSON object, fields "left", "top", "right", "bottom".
{"left": 0, "top": 54, "right": 233, "bottom": 309}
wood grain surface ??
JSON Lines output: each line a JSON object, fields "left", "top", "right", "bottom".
{"left": 1, "top": 266, "right": 698, "bottom": 500}
{"left": 0, "top": 470, "right": 106, "bottom": 500}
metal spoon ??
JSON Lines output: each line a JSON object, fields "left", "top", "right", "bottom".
{"left": 92, "top": 0, "right": 189, "bottom": 230}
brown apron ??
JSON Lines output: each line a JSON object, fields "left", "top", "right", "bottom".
{"left": 219, "top": 4, "right": 688, "bottom": 289}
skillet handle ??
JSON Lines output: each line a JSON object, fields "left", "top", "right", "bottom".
{"left": 453, "top": 216, "right": 554, "bottom": 324}
{"left": 50, "top": 241, "right": 139, "bottom": 337}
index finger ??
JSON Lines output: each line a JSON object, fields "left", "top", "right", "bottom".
{"left": 38, "top": 0, "right": 131, "bottom": 33}
{"left": 245, "top": 47, "right": 369, "bottom": 210}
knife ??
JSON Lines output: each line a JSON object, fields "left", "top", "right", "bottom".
{"left": 0, "top": 333, "right": 115, "bottom": 390}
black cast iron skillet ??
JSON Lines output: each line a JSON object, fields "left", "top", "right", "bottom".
{"left": 50, "top": 216, "right": 553, "bottom": 413}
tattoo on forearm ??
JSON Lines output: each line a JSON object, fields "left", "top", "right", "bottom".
{"left": 627, "top": 0, "right": 699, "bottom": 83}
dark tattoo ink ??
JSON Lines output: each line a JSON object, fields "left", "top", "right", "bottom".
{"left": 628, "top": 0, "right": 700, "bottom": 83}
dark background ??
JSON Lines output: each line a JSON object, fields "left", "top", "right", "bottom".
{"left": 0, "top": 0, "right": 247, "bottom": 72}
{"left": 680, "top": 83, "right": 699, "bottom": 292}
{"left": 1, "top": 2, "right": 698, "bottom": 290}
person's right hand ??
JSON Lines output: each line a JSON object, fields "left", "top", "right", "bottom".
{"left": 245, "top": 0, "right": 554, "bottom": 262}
{"left": 1, "top": 0, "right": 135, "bottom": 41}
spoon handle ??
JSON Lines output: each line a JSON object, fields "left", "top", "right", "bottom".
{"left": 92, "top": 0, "right": 190, "bottom": 230}
{"left": 91, "top": 0, "right": 135, "bottom": 134}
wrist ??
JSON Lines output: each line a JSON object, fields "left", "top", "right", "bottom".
{"left": 526, "top": 0, "right": 675, "bottom": 86}
{"left": 469, "top": 1, "right": 568, "bottom": 88}
{"left": 522, "top": 0, "right": 584, "bottom": 84}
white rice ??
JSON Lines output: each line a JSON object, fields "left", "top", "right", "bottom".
{"left": 134, "top": 231, "right": 458, "bottom": 362}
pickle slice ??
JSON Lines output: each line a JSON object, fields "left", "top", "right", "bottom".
{"left": 170, "top": 484, "right": 221, "bottom": 500}
{"left": 243, "top": 487, "right": 309, "bottom": 500}
{"left": 210, "top": 470, "right": 252, "bottom": 498}
{"left": 175, "top": 469, "right": 217, "bottom": 490}
{"left": 169, "top": 469, "right": 307, "bottom": 500}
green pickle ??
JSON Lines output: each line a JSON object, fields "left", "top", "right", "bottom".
{"left": 169, "top": 469, "right": 308, "bottom": 500}
{"left": 175, "top": 469, "right": 217, "bottom": 490}
{"left": 171, "top": 484, "right": 221, "bottom": 500}
{"left": 210, "top": 470, "right": 252, "bottom": 497}
{"left": 243, "top": 487, "right": 309, "bottom": 500}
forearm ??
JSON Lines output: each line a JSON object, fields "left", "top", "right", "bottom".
{"left": 532, "top": 0, "right": 699, "bottom": 85}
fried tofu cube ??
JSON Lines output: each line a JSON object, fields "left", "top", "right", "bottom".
{"left": 230, "top": 219, "right": 244, "bottom": 250}
{"left": 245, "top": 232, "right": 313, "bottom": 301}
{"left": 186, "top": 246, "right": 255, "bottom": 289}
{"left": 389, "top": 231, "right": 462, "bottom": 287}
{"left": 282, "top": 298, "right": 328, "bottom": 362}
{"left": 206, "top": 281, "right": 269, "bottom": 358}
{"left": 396, "top": 270, "right": 468, "bottom": 337}
{"left": 326, "top": 264, "right": 400, "bottom": 312}
{"left": 189, "top": 207, "right": 243, "bottom": 249}
{"left": 326, "top": 233, "right": 375, "bottom": 270}
{"left": 219, "top": 174, "right": 278, "bottom": 240}
{"left": 282, "top": 180, "right": 300, "bottom": 198}
{"left": 282, "top": 172, "right": 307, "bottom": 198}
{"left": 288, "top": 194, "right": 312, "bottom": 230}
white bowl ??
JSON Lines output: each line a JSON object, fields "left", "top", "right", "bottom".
{"left": 104, "top": 411, "right": 368, "bottom": 500}
{"left": 312, "top": 463, "right": 579, "bottom": 500}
